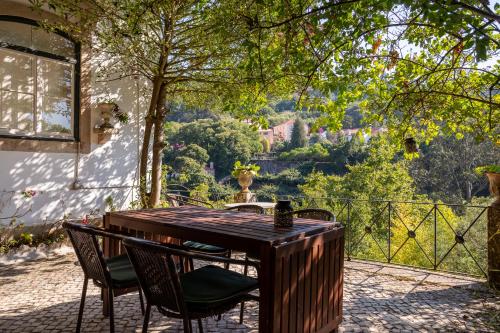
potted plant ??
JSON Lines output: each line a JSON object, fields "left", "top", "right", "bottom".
{"left": 96, "top": 100, "right": 129, "bottom": 129}
{"left": 475, "top": 165, "right": 500, "bottom": 203}
{"left": 231, "top": 161, "right": 260, "bottom": 193}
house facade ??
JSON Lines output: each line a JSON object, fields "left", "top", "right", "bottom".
{"left": 258, "top": 118, "right": 310, "bottom": 147}
{"left": 0, "top": 0, "right": 146, "bottom": 227}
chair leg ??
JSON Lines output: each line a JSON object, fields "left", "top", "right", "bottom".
{"left": 224, "top": 250, "right": 232, "bottom": 270}
{"left": 183, "top": 318, "right": 192, "bottom": 333}
{"left": 189, "top": 257, "right": 195, "bottom": 271}
{"left": 142, "top": 303, "right": 151, "bottom": 333}
{"left": 197, "top": 318, "right": 204, "bottom": 333}
{"left": 76, "top": 277, "right": 88, "bottom": 333}
{"left": 108, "top": 288, "right": 115, "bottom": 333}
{"left": 239, "top": 257, "right": 249, "bottom": 324}
{"left": 138, "top": 288, "right": 145, "bottom": 315}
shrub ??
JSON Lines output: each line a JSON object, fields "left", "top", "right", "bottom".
{"left": 279, "top": 143, "right": 329, "bottom": 161}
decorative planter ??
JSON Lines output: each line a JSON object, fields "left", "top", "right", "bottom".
{"left": 93, "top": 126, "right": 119, "bottom": 144}
{"left": 274, "top": 200, "right": 293, "bottom": 228}
{"left": 97, "top": 102, "right": 117, "bottom": 129}
{"left": 486, "top": 172, "right": 500, "bottom": 204}
{"left": 238, "top": 171, "right": 254, "bottom": 193}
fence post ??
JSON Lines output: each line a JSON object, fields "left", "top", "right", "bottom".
{"left": 347, "top": 200, "right": 351, "bottom": 261}
{"left": 488, "top": 201, "right": 500, "bottom": 289}
{"left": 388, "top": 201, "right": 391, "bottom": 263}
{"left": 433, "top": 204, "right": 437, "bottom": 270}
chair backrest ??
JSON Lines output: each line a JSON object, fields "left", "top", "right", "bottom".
{"left": 166, "top": 194, "right": 214, "bottom": 209}
{"left": 63, "top": 222, "right": 111, "bottom": 287}
{"left": 293, "top": 208, "right": 335, "bottom": 221}
{"left": 123, "top": 237, "right": 186, "bottom": 315}
{"left": 226, "top": 204, "right": 265, "bottom": 214}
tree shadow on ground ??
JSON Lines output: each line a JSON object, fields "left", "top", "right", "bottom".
{"left": 0, "top": 255, "right": 73, "bottom": 278}
{"left": 0, "top": 292, "right": 257, "bottom": 332}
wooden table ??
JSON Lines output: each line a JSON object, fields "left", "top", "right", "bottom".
{"left": 103, "top": 206, "right": 344, "bottom": 333}
{"left": 224, "top": 202, "right": 276, "bottom": 210}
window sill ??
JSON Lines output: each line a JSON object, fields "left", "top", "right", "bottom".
{"left": 0, "top": 134, "right": 75, "bottom": 142}
{"left": 0, "top": 136, "right": 90, "bottom": 154}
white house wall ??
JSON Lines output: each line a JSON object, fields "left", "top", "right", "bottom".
{"left": 0, "top": 74, "right": 149, "bottom": 226}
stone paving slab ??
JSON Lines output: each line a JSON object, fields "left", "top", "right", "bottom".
{"left": 0, "top": 254, "right": 498, "bottom": 332}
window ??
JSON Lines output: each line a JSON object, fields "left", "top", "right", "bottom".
{"left": 0, "top": 17, "right": 79, "bottom": 140}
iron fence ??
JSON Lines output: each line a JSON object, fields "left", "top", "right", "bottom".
{"left": 294, "top": 197, "right": 489, "bottom": 278}
{"left": 167, "top": 185, "right": 490, "bottom": 278}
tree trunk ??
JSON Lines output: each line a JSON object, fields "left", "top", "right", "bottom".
{"left": 149, "top": 83, "right": 168, "bottom": 207}
{"left": 139, "top": 76, "right": 163, "bottom": 207}
{"left": 465, "top": 180, "right": 473, "bottom": 202}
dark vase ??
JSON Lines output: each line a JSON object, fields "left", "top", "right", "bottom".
{"left": 274, "top": 200, "right": 293, "bottom": 228}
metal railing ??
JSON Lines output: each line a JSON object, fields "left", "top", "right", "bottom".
{"left": 294, "top": 197, "right": 489, "bottom": 278}
{"left": 166, "top": 185, "right": 490, "bottom": 278}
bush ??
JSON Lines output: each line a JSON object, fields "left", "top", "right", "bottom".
{"left": 279, "top": 143, "right": 329, "bottom": 161}
{"left": 260, "top": 137, "right": 271, "bottom": 153}
{"left": 255, "top": 184, "right": 279, "bottom": 201}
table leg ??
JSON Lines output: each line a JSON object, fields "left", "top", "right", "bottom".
{"left": 258, "top": 245, "right": 273, "bottom": 333}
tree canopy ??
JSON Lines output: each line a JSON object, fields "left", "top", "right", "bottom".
{"left": 232, "top": 0, "right": 499, "bottom": 143}
{"left": 164, "top": 119, "right": 262, "bottom": 178}
{"left": 31, "top": 0, "right": 500, "bottom": 207}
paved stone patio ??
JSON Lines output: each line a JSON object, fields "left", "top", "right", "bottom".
{"left": 0, "top": 253, "right": 498, "bottom": 332}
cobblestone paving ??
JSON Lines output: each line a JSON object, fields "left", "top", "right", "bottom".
{"left": 0, "top": 254, "right": 498, "bottom": 332}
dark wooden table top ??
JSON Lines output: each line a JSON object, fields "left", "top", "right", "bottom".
{"left": 108, "top": 206, "right": 338, "bottom": 248}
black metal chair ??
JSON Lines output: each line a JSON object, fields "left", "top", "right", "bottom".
{"left": 293, "top": 208, "right": 335, "bottom": 221}
{"left": 166, "top": 193, "right": 214, "bottom": 208}
{"left": 63, "top": 222, "right": 145, "bottom": 333}
{"left": 166, "top": 194, "right": 232, "bottom": 271}
{"left": 123, "top": 237, "right": 259, "bottom": 333}
{"left": 225, "top": 204, "right": 265, "bottom": 214}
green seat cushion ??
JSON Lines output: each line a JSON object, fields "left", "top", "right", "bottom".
{"left": 183, "top": 241, "right": 227, "bottom": 253}
{"left": 106, "top": 254, "right": 131, "bottom": 269}
{"left": 105, "top": 254, "right": 138, "bottom": 288}
{"left": 181, "top": 265, "right": 258, "bottom": 313}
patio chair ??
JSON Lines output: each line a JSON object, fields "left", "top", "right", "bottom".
{"left": 63, "top": 222, "right": 145, "bottom": 333}
{"left": 225, "top": 204, "right": 265, "bottom": 214}
{"left": 123, "top": 237, "right": 259, "bottom": 333}
{"left": 166, "top": 193, "right": 214, "bottom": 208}
{"left": 293, "top": 208, "right": 335, "bottom": 221}
{"left": 165, "top": 194, "right": 232, "bottom": 271}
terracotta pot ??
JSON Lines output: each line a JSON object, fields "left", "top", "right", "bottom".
{"left": 486, "top": 172, "right": 500, "bottom": 203}
{"left": 238, "top": 171, "right": 254, "bottom": 193}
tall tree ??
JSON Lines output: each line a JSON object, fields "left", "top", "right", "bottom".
{"left": 410, "top": 135, "right": 499, "bottom": 203}
{"left": 31, "top": 0, "right": 278, "bottom": 207}
{"left": 290, "top": 117, "right": 308, "bottom": 149}
{"left": 31, "top": 0, "right": 500, "bottom": 207}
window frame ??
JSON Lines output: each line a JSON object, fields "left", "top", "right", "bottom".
{"left": 0, "top": 15, "right": 80, "bottom": 142}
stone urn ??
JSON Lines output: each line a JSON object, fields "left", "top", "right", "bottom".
{"left": 97, "top": 102, "right": 116, "bottom": 129}
{"left": 238, "top": 171, "right": 254, "bottom": 193}
{"left": 486, "top": 172, "right": 500, "bottom": 204}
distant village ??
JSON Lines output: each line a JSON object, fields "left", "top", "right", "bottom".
{"left": 256, "top": 118, "right": 386, "bottom": 148}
